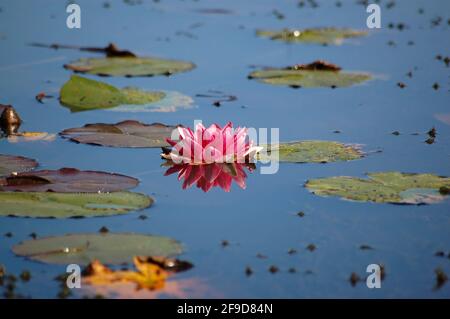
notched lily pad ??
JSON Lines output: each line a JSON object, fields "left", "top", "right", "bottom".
{"left": 0, "top": 191, "right": 152, "bottom": 218}
{"left": 60, "top": 75, "right": 165, "bottom": 112}
{"left": 305, "top": 172, "right": 450, "bottom": 204}
{"left": 256, "top": 28, "right": 368, "bottom": 45}
{"left": 248, "top": 61, "right": 371, "bottom": 88}
{"left": 259, "top": 141, "right": 363, "bottom": 163}
{"left": 0, "top": 167, "right": 138, "bottom": 192}
{"left": 65, "top": 57, "right": 195, "bottom": 77}
{"left": 0, "top": 154, "right": 38, "bottom": 177}
{"left": 12, "top": 233, "right": 182, "bottom": 265}
{"left": 60, "top": 120, "right": 178, "bottom": 148}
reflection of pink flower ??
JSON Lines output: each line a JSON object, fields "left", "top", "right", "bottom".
{"left": 163, "top": 122, "right": 261, "bottom": 164}
{"left": 164, "top": 162, "right": 255, "bottom": 192}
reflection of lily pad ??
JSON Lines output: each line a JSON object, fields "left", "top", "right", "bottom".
{"left": 60, "top": 120, "right": 177, "bottom": 148}
{"left": 65, "top": 56, "right": 195, "bottom": 77}
{"left": 0, "top": 167, "right": 138, "bottom": 193}
{"left": 109, "top": 90, "right": 195, "bottom": 113}
{"left": 0, "top": 191, "right": 152, "bottom": 218}
{"left": 249, "top": 66, "right": 371, "bottom": 88}
{"left": 13, "top": 233, "right": 182, "bottom": 265}
{"left": 0, "top": 154, "right": 38, "bottom": 176}
{"left": 256, "top": 28, "right": 367, "bottom": 45}
{"left": 305, "top": 172, "right": 450, "bottom": 204}
{"left": 259, "top": 141, "right": 363, "bottom": 163}
{"left": 60, "top": 75, "right": 165, "bottom": 112}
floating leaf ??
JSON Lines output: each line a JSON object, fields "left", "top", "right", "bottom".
{"left": 138, "top": 256, "right": 194, "bottom": 273}
{"left": 13, "top": 233, "right": 182, "bottom": 265}
{"left": 305, "top": 172, "right": 450, "bottom": 204}
{"left": 32, "top": 42, "right": 195, "bottom": 77}
{"left": 82, "top": 256, "right": 193, "bottom": 291}
{"left": 60, "top": 120, "right": 178, "bottom": 148}
{"left": 259, "top": 141, "right": 363, "bottom": 163}
{"left": 256, "top": 28, "right": 367, "bottom": 45}
{"left": 60, "top": 75, "right": 165, "bottom": 112}
{"left": 83, "top": 258, "right": 167, "bottom": 290}
{"left": 0, "top": 167, "right": 138, "bottom": 193}
{"left": 109, "top": 90, "right": 195, "bottom": 113}
{"left": 6, "top": 132, "right": 55, "bottom": 143}
{"left": 5, "top": 132, "right": 57, "bottom": 143}
{"left": 248, "top": 61, "right": 371, "bottom": 88}
{"left": 65, "top": 56, "right": 195, "bottom": 77}
{"left": 0, "top": 154, "right": 38, "bottom": 177}
{"left": 0, "top": 191, "right": 152, "bottom": 218}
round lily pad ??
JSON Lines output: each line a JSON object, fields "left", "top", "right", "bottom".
{"left": 259, "top": 141, "right": 363, "bottom": 163}
{"left": 0, "top": 167, "right": 138, "bottom": 193}
{"left": 60, "top": 120, "right": 177, "bottom": 148}
{"left": 0, "top": 154, "right": 38, "bottom": 176}
{"left": 305, "top": 172, "right": 450, "bottom": 204}
{"left": 256, "top": 28, "right": 367, "bottom": 45}
{"left": 12, "top": 233, "right": 182, "bottom": 265}
{"left": 0, "top": 191, "right": 152, "bottom": 218}
{"left": 60, "top": 75, "right": 165, "bottom": 112}
{"left": 248, "top": 67, "right": 371, "bottom": 88}
{"left": 64, "top": 56, "right": 195, "bottom": 77}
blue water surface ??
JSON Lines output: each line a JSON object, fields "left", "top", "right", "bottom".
{"left": 0, "top": 0, "right": 449, "bottom": 298}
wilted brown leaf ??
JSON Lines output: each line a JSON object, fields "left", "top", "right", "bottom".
{"left": 83, "top": 257, "right": 167, "bottom": 290}
{"left": 0, "top": 167, "right": 139, "bottom": 193}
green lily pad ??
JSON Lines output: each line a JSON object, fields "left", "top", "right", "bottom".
{"left": 249, "top": 65, "right": 371, "bottom": 88}
{"left": 109, "top": 90, "right": 195, "bottom": 113}
{"left": 12, "top": 233, "right": 182, "bottom": 265}
{"left": 60, "top": 120, "right": 177, "bottom": 148}
{"left": 259, "top": 141, "right": 363, "bottom": 163}
{"left": 0, "top": 167, "right": 139, "bottom": 193}
{"left": 305, "top": 172, "right": 450, "bottom": 204}
{"left": 60, "top": 75, "right": 166, "bottom": 112}
{"left": 256, "top": 28, "right": 367, "bottom": 45}
{"left": 0, "top": 154, "right": 38, "bottom": 176}
{"left": 64, "top": 56, "right": 195, "bottom": 77}
{"left": 0, "top": 191, "right": 152, "bottom": 218}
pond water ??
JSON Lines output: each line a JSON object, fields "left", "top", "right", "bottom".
{"left": 0, "top": 0, "right": 449, "bottom": 298}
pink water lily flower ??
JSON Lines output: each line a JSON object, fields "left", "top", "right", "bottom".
{"left": 162, "top": 122, "right": 262, "bottom": 164}
{"left": 164, "top": 162, "right": 254, "bottom": 192}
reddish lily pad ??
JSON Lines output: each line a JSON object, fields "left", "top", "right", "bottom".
{"left": 0, "top": 167, "right": 138, "bottom": 193}
{"left": 60, "top": 120, "right": 178, "bottom": 148}
{"left": 0, "top": 154, "right": 38, "bottom": 177}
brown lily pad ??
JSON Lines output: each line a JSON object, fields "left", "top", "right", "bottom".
{"left": 0, "top": 154, "right": 38, "bottom": 177}
{"left": 60, "top": 120, "right": 178, "bottom": 148}
{"left": 0, "top": 167, "right": 138, "bottom": 193}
